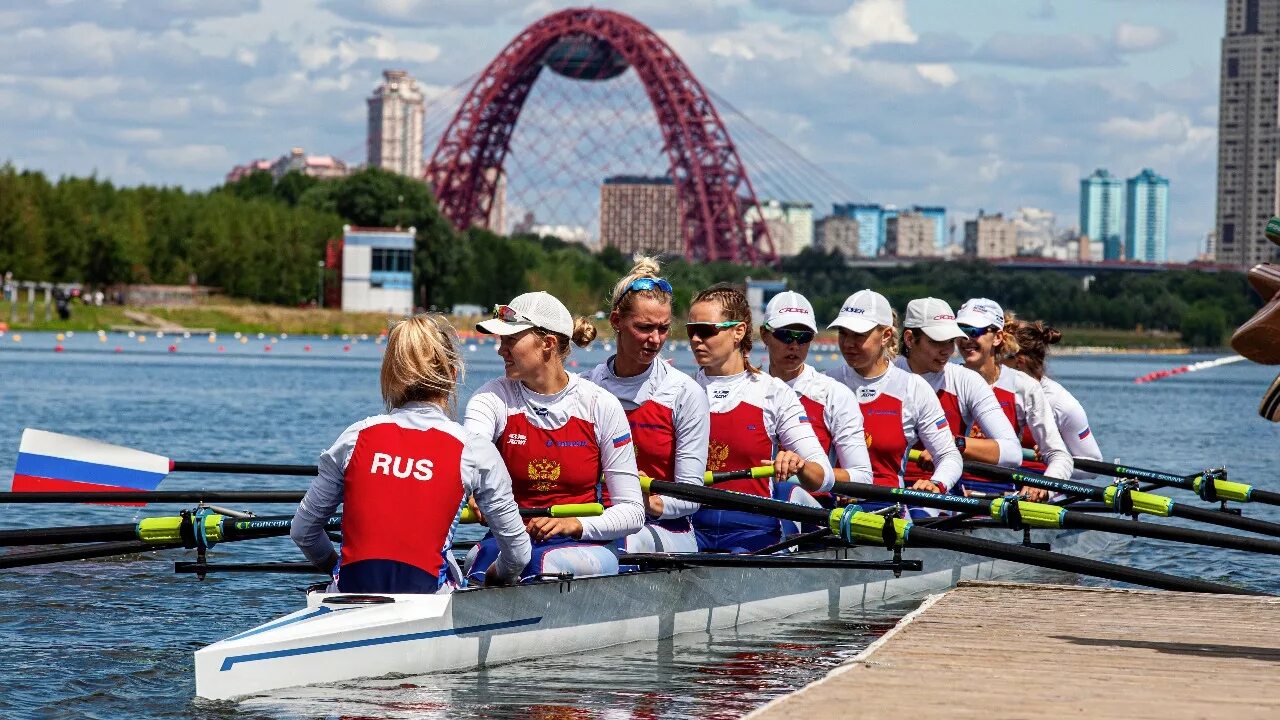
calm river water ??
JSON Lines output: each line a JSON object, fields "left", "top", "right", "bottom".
{"left": 1, "top": 330, "right": 1278, "bottom": 719}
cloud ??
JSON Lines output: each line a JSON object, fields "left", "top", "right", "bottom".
{"left": 1113, "top": 23, "right": 1174, "bottom": 53}
{"left": 752, "top": 0, "right": 853, "bottom": 15}
{"left": 972, "top": 32, "right": 1121, "bottom": 69}
{"left": 1097, "top": 110, "right": 1206, "bottom": 143}
{"left": 319, "top": 0, "right": 526, "bottom": 28}
{"left": 1029, "top": 0, "right": 1055, "bottom": 20}
{"left": 832, "top": 0, "right": 917, "bottom": 49}
{"left": 143, "top": 143, "right": 232, "bottom": 169}
{"left": 0, "top": 0, "right": 260, "bottom": 32}
{"left": 915, "top": 63, "right": 957, "bottom": 87}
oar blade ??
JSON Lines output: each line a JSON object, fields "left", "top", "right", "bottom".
{"left": 12, "top": 429, "right": 171, "bottom": 503}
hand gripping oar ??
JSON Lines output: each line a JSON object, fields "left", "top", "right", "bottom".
{"left": 829, "top": 478, "right": 1280, "bottom": 558}
{"left": 919, "top": 451, "right": 1280, "bottom": 539}
{"left": 1070, "top": 457, "right": 1280, "bottom": 508}
{"left": 0, "top": 503, "right": 608, "bottom": 548}
{"left": 640, "top": 477, "right": 1266, "bottom": 595}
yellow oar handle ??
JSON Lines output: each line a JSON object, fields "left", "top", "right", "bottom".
{"left": 138, "top": 514, "right": 224, "bottom": 545}
{"left": 459, "top": 502, "right": 605, "bottom": 524}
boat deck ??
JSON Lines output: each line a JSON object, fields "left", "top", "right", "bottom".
{"left": 747, "top": 581, "right": 1280, "bottom": 719}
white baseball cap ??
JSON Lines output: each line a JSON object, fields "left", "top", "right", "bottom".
{"left": 477, "top": 291, "right": 573, "bottom": 337}
{"left": 828, "top": 290, "right": 894, "bottom": 333}
{"left": 956, "top": 298, "right": 1006, "bottom": 330}
{"left": 764, "top": 291, "right": 817, "bottom": 332}
{"left": 904, "top": 297, "right": 965, "bottom": 342}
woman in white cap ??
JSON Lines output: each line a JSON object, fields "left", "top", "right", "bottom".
{"left": 895, "top": 297, "right": 1030, "bottom": 497}
{"left": 463, "top": 291, "right": 644, "bottom": 581}
{"left": 760, "top": 290, "right": 873, "bottom": 492}
{"left": 291, "top": 315, "right": 531, "bottom": 593}
{"left": 999, "top": 313, "right": 1102, "bottom": 478}
{"left": 955, "top": 299, "right": 1075, "bottom": 489}
{"left": 825, "top": 290, "right": 961, "bottom": 503}
{"left": 686, "top": 283, "right": 833, "bottom": 552}
{"left": 586, "top": 257, "right": 709, "bottom": 553}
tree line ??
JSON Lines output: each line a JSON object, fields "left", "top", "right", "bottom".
{"left": 0, "top": 164, "right": 1257, "bottom": 344}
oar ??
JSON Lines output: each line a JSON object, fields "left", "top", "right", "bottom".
{"left": 829, "top": 478, "right": 1280, "bottom": 558}
{"left": 918, "top": 451, "right": 1280, "bottom": 539}
{"left": 0, "top": 490, "right": 307, "bottom": 504}
{"left": 706, "top": 466, "right": 774, "bottom": 483}
{"left": 1071, "top": 457, "right": 1280, "bottom": 507}
{"left": 0, "top": 503, "right": 607, "bottom": 547}
{"left": 640, "top": 477, "right": 1265, "bottom": 595}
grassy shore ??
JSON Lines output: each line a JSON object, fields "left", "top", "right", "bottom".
{"left": 0, "top": 299, "right": 1197, "bottom": 350}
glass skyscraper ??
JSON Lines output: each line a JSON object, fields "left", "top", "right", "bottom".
{"left": 1080, "top": 169, "right": 1125, "bottom": 260}
{"left": 1125, "top": 169, "right": 1169, "bottom": 262}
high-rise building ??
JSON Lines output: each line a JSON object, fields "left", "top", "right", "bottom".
{"left": 1012, "top": 207, "right": 1056, "bottom": 256}
{"left": 599, "top": 176, "right": 681, "bottom": 255}
{"left": 1125, "top": 168, "right": 1169, "bottom": 262}
{"left": 1217, "top": 0, "right": 1280, "bottom": 266}
{"left": 885, "top": 211, "right": 938, "bottom": 257}
{"left": 747, "top": 200, "right": 814, "bottom": 256}
{"left": 1080, "top": 169, "right": 1125, "bottom": 260}
{"left": 486, "top": 167, "right": 507, "bottom": 235}
{"left": 367, "top": 69, "right": 426, "bottom": 177}
{"left": 833, "top": 203, "right": 885, "bottom": 256}
{"left": 815, "top": 216, "right": 860, "bottom": 257}
{"left": 963, "top": 211, "right": 1016, "bottom": 258}
{"left": 912, "top": 206, "right": 947, "bottom": 250}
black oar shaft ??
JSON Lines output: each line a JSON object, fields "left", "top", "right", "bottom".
{"left": 171, "top": 462, "right": 317, "bottom": 476}
{"left": 175, "top": 561, "right": 325, "bottom": 574}
{"left": 647, "top": 479, "right": 1261, "bottom": 595}
{"left": 0, "top": 540, "right": 184, "bottom": 570}
{"left": 1169, "top": 504, "right": 1280, "bottom": 538}
{"left": 0, "top": 523, "right": 139, "bottom": 546}
{"left": 0, "top": 491, "right": 306, "bottom": 504}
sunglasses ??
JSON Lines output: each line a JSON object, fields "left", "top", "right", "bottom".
{"left": 765, "top": 327, "right": 815, "bottom": 345}
{"left": 685, "top": 320, "right": 743, "bottom": 340}
{"left": 492, "top": 304, "right": 534, "bottom": 324}
{"left": 958, "top": 324, "right": 996, "bottom": 339}
{"left": 623, "top": 277, "right": 672, "bottom": 296}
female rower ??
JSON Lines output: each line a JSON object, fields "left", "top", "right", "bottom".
{"left": 586, "top": 258, "right": 709, "bottom": 553}
{"left": 760, "top": 290, "right": 872, "bottom": 489}
{"left": 895, "top": 297, "right": 1030, "bottom": 498}
{"left": 1002, "top": 317, "right": 1103, "bottom": 478}
{"left": 954, "top": 299, "right": 1074, "bottom": 492}
{"left": 291, "top": 314, "right": 531, "bottom": 593}
{"left": 464, "top": 291, "right": 644, "bottom": 581}
{"left": 687, "top": 283, "right": 833, "bottom": 552}
{"left": 825, "top": 290, "right": 962, "bottom": 504}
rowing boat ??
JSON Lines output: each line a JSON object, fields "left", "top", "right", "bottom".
{"left": 195, "top": 526, "right": 1111, "bottom": 700}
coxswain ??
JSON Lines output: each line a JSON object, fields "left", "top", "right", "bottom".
{"left": 586, "top": 257, "right": 709, "bottom": 553}
{"left": 290, "top": 314, "right": 531, "bottom": 593}
{"left": 955, "top": 298, "right": 1074, "bottom": 491}
{"left": 1002, "top": 317, "right": 1103, "bottom": 478}
{"left": 826, "top": 290, "right": 961, "bottom": 511}
{"left": 464, "top": 291, "right": 644, "bottom": 581}
{"left": 687, "top": 283, "right": 833, "bottom": 553}
{"left": 894, "top": 297, "right": 1032, "bottom": 498}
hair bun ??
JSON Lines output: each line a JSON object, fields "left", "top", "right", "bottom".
{"left": 1044, "top": 327, "right": 1062, "bottom": 345}
{"left": 571, "top": 317, "right": 597, "bottom": 348}
{"left": 629, "top": 256, "right": 661, "bottom": 278}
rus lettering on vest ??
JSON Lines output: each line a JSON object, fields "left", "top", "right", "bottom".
{"left": 369, "top": 452, "right": 435, "bottom": 481}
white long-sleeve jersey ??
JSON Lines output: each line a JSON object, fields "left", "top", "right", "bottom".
{"left": 785, "top": 364, "right": 873, "bottom": 485}
{"left": 1041, "top": 376, "right": 1102, "bottom": 479}
{"left": 464, "top": 374, "right": 645, "bottom": 541}
{"left": 291, "top": 402, "right": 532, "bottom": 584}
{"left": 991, "top": 366, "right": 1075, "bottom": 480}
{"left": 586, "top": 357, "right": 709, "bottom": 519}
{"left": 894, "top": 357, "right": 1023, "bottom": 468}
{"left": 827, "top": 362, "right": 963, "bottom": 491}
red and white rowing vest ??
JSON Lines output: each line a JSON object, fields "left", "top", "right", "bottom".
{"left": 497, "top": 414, "right": 602, "bottom": 508}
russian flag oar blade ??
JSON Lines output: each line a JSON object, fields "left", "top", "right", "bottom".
{"left": 12, "top": 429, "right": 170, "bottom": 495}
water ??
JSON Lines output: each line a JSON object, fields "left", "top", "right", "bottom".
{"left": 2, "top": 331, "right": 1279, "bottom": 718}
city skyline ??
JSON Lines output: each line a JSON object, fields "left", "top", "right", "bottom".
{"left": 0, "top": 0, "right": 1220, "bottom": 260}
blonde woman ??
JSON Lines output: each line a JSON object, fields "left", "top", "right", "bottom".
{"left": 587, "top": 258, "right": 709, "bottom": 553}
{"left": 825, "top": 290, "right": 961, "bottom": 506}
{"left": 464, "top": 291, "right": 644, "bottom": 581}
{"left": 291, "top": 315, "right": 531, "bottom": 593}
{"left": 687, "top": 283, "right": 832, "bottom": 552}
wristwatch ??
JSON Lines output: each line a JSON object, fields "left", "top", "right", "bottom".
{"left": 954, "top": 435, "right": 967, "bottom": 453}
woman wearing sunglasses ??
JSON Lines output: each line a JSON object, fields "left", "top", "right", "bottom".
{"left": 586, "top": 258, "right": 709, "bottom": 553}
{"left": 954, "top": 299, "right": 1074, "bottom": 491}
{"left": 893, "top": 297, "right": 1029, "bottom": 498}
{"left": 825, "top": 290, "right": 962, "bottom": 503}
{"left": 291, "top": 315, "right": 531, "bottom": 593}
{"left": 686, "top": 283, "right": 833, "bottom": 553}
{"left": 998, "top": 312, "right": 1102, "bottom": 478}
{"left": 463, "top": 291, "right": 644, "bottom": 582}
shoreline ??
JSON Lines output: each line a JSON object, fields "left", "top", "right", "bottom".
{"left": 0, "top": 300, "right": 1199, "bottom": 353}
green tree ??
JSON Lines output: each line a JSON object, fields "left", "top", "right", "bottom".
{"left": 1179, "top": 301, "right": 1227, "bottom": 347}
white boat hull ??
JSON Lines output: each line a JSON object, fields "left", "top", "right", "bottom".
{"left": 195, "top": 528, "right": 1109, "bottom": 700}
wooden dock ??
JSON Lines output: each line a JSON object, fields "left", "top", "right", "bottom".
{"left": 748, "top": 581, "right": 1280, "bottom": 719}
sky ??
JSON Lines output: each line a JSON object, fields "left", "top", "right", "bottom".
{"left": 0, "top": 0, "right": 1225, "bottom": 259}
